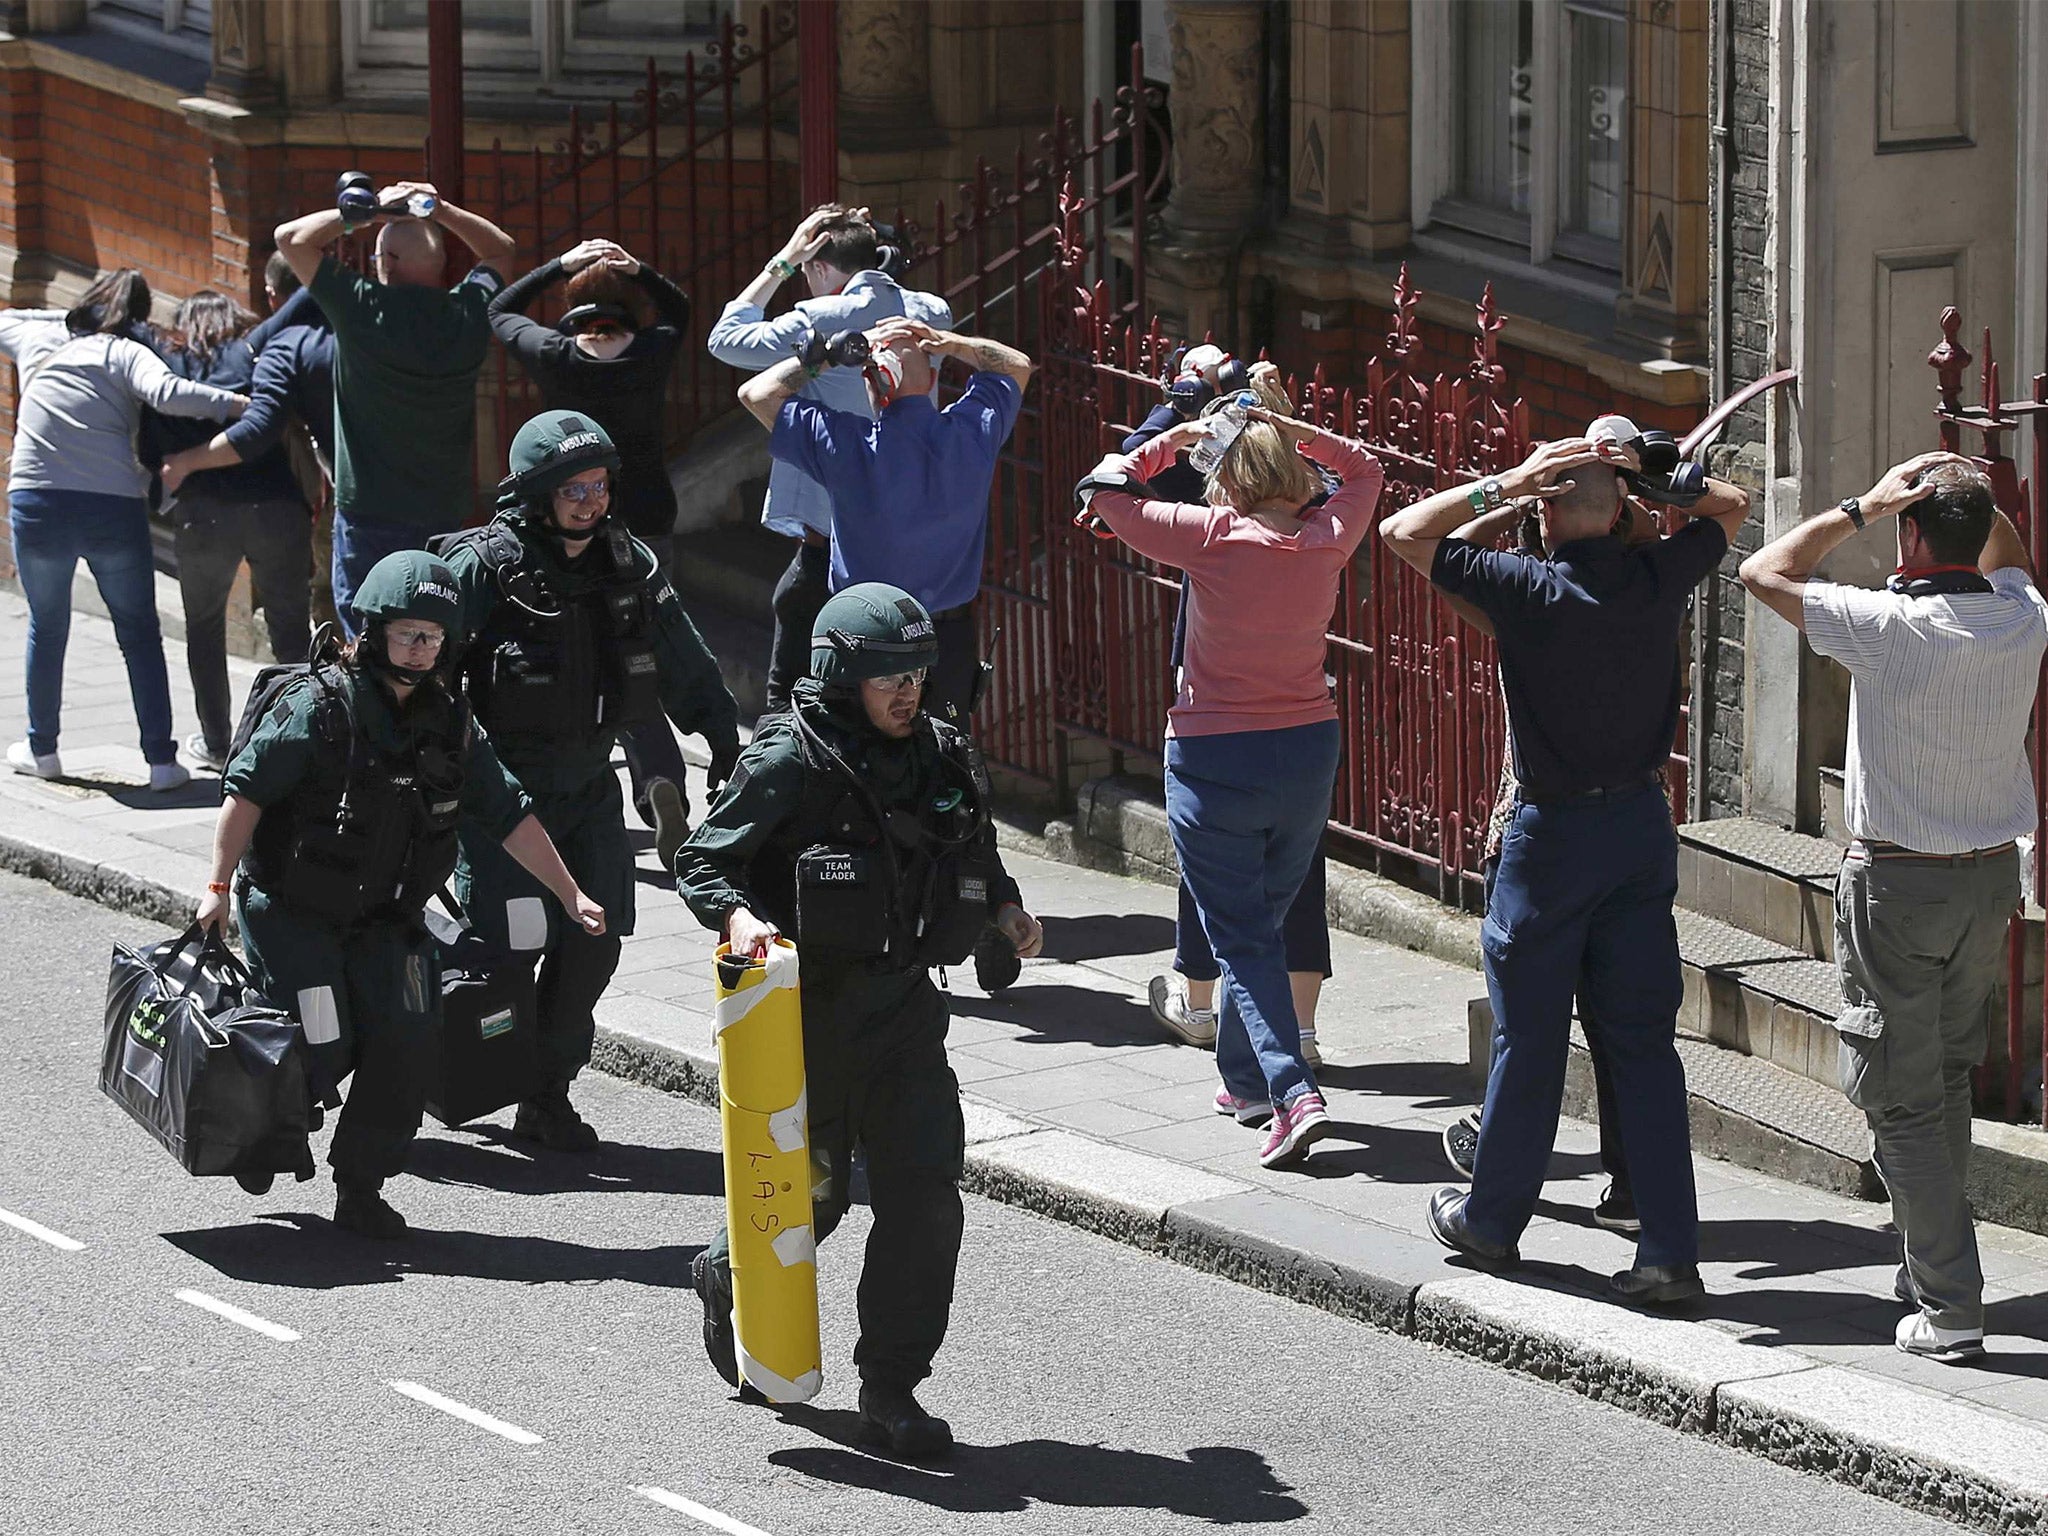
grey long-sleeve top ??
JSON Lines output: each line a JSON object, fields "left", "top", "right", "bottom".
{"left": 0, "top": 313, "right": 244, "bottom": 498}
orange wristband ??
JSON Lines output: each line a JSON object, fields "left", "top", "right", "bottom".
{"left": 206, "top": 881, "right": 230, "bottom": 894}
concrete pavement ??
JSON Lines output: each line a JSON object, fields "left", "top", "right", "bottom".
{"left": 8, "top": 587, "right": 2048, "bottom": 1532}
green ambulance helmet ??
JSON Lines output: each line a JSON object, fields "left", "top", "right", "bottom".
{"left": 352, "top": 549, "right": 463, "bottom": 641}
{"left": 498, "top": 408, "right": 623, "bottom": 511}
{"left": 810, "top": 582, "right": 940, "bottom": 691}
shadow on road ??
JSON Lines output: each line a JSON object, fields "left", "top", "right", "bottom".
{"left": 404, "top": 1134, "right": 723, "bottom": 1198}
{"left": 161, "top": 1214, "right": 701, "bottom": 1290}
{"left": 1035, "top": 912, "right": 1177, "bottom": 964}
{"left": 1314, "top": 1059, "right": 1475, "bottom": 1109}
{"left": 770, "top": 1407, "right": 1308, "bottom": 1522}
{"left": 946, "top": 982, "right": 1156, "bottom": 1046}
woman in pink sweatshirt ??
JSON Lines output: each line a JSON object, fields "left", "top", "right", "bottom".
{"left": 1082, "top": 406, "right": 1384, "bottom": 1168}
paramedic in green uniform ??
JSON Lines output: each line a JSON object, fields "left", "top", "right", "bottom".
{"left": 441, "top": 410, "right": 740, "bottom": 1151}
{"left": 195, "top": 550, "right": 605, "bottom": 1239}
{"left": 676, "top": 582, "right": 1042, "bottom": 1460}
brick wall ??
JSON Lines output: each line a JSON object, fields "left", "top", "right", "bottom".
{"left": 1698, "top": 0, "right": 1773, "bottom": 819}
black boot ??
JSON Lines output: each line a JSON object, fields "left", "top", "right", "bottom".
{"left": 333, "top": 1180, "right": 407, "bottom": 1240}
{"left": 691, "top": 1250, "right": 740, "bottom": 1389}
{"left": 512, "top": 1090, "right": 600, "bottom": 1153}
{"left": 857, "top": 1383, "right": 953, "bottom": 1461}
{"left": 973, "top": 925, "right": 1022, "bottom": 995}
{"left": 234, "top": 1170, "right": 276, "bottom": 1196}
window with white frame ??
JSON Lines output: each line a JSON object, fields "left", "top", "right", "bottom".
{"left": 345, "top": 0, "right": 725, "bottom": 94}
{"left": 87, "top": 0, "right": 214, "bottom": 63}
{"left": 1414, "top": 0, "right": 1628, "bottom": 276}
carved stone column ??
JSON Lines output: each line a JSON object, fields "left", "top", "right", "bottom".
{"left": 1615, "top": 0, "right": 1708, "bottom": 361}
{"left": 1160, "top": 0, "right": 1264, "bottom": 249}
{"left": 1281, "top": 1, "right": 1409, "bottom": 258}
{"left": 837, "top": 0, "right": 932, "bottom": 142}
{"left": 21, "top": 0, "right": 85, "bottom": 31}
{"left": 207, "top": 0, "right": 273, "bottom": 106}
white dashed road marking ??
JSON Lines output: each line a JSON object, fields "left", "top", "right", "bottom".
{"left": 174, "top": 1288, "right": 300, "bottom": 1342}
{"left": 0, "top": 1204, "right": 83, "bottom": 1251}
{"left": 631, "top": 1486, "right": 777, "bottom": 1536}
{"left": 389, "top": 1380, "right": 544, "bottom": 1446}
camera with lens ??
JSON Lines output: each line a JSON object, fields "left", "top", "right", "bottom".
{"left": 1616, "top": 429, "right": 1707, "bottom": 509}
{"left": 1161, "top": 344, "right": 1249, "bottom": 419}
{"left": 796, "top": 327, "right": 872, "bottom": 373}
{"left": 337, "top": 170, "right": 436, "bottom": 232}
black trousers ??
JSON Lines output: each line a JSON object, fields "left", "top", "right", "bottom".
{"left": 706, "top": 970, "right": 965, "bottom": 1391}
{"left": 619, "top": 533, "right": 693, "bottom": 822}
{"left": 766, "top": 540, "right": 831, "bottom": 714}
{"left": 924, "top": 608, "right": 981, "bottom": 728}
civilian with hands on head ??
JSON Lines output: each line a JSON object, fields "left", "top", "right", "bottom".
{"left": 0, "top": 268, "right": 248, "bottom": 793}
{"left": 272, "top": 178, "right": 517, "bottom": 638}
{"left": 435, "top": 411, "right": 740, "bottom": 1153}
{"left": 1078, "top": 400, "right": 1385, "bottom": 1171}
{"left": 487, "top": 236, "right": 702, "bottom": 865}
{"left": 1128, "top": 357, "right": 1339, "bottom": 1069}
{"left": 1740, "top": 451, "right": 2047, "bottom": 1365}
{"left": 706, "top": 204, "right": 954, "bottom": 712}
{"left": 1380, "top": 425, "right": 1751, "bottom": 1306}
{"left": 194, "top": 550, "right": 603, "bottom": 1240}
{"left": 674, "top": 582, "right": 1040, "bottom": 1462}
{"left": 144, "top": 289, "right": 315, "bottom": 776}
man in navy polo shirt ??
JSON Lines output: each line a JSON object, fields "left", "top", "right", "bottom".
{"left": 736, "top": 316, "right": 1032, "bottom": 726}
{"left": 1380, "top": 425, "right": 1751, "bottom": 1307}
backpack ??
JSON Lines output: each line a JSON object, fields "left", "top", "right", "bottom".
{"left": 227, "top": 622, "right": 354, "bottom": 765}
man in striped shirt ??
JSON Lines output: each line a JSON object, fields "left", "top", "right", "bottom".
{"left": 1742, "top": 451, "right": 2048, "bottom": 1366}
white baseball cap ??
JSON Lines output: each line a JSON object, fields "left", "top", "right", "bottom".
{"left": 1586, "top": 413, "right": 1641, "bottom": 446}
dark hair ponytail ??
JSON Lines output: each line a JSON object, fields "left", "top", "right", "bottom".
{"left": 68, "top": 268, "right": 153, "bottom": 337}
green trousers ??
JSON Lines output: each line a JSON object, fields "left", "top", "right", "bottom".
{"left": 457, "top": 770, "right": 631, "bottom": 1092}
{"left": 236, "top": 882, "right": 438, "bottom": 1188}
{"left": 706, "top": 967, "right": 966, "bottom": 1392}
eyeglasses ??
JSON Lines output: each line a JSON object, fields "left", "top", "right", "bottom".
{"left": 554, "top": 480, "right": 611, "bottom": 505}
{"left": 387, "top": 626, "right": 446, "bottom": 651}
{"left": 867, "top": 669, "right": 927, "bottom": 693}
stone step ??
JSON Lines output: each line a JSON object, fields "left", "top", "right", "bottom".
{"left": 1676, "top": 906, "right": 1842, "bottom": 1090}
{"left": 670, "top": 522, "right": 794, "bottom": 623}
{"left": 680, "top": 592, "right": 773, "bottom": 725}
{"left": 1677, "top": 815, "right": 1841, "bottom": 963}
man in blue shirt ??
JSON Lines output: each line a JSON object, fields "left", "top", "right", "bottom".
{"left": 736, "top": 315, "right": 1032, "bottom": 727}
{"left": 1380, "top": 429, "right": 1751, "bottom": 1308}
{"left": 706, "top": 205, "right": 953, "bottom": 710}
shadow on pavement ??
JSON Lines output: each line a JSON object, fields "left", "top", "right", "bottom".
{"left": 1035, "top": 912, "right": 1177, "bottom": 964}
{"left": 1300, "top": 1123, "right": 1604, "bottom": 1185}
{"left": 947, "top": 982, "right": 1157, "bottom": 1046}
{"left": 100, "top": 778, "right": 224, "bottom": 812}
{"left": 1315, "top": 1059, "right": 1475, "bottom": 1108}
{"left": 161, "top": 1214, "right": 701, "bottom": 1290}
{"left": 770, "top": 1407, "right": 1308, "bottom": 1522}
{"left": 405, "top": 1133, "right": 723, "bottom": 1198}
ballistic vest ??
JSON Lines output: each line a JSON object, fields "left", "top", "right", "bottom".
{"left": 244, "top": 667, "right": 470, "bottom": 927}
{"left": 784, "top": 697, "right": 994, "bottom": 970}
{"left": 444, "top": 520, "right": 662, "bottom": 747}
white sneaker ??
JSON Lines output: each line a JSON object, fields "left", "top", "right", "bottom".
{"left": 148, "top": 760, "right": 192, "bottom": 793}
{"left": 6, "top": 740, "right": 60, "bottom": 778}
{"left": 1895, "top": 1311, "right": 1985, "bottom": 1364}
{"left": 1148, "top": 974, "right": 1217, "bottom": 1048}
{"left": 184, "top": 732, "right": 227, "bottom": 774}
{"left": 1299, "top": 1028, "right": 1323, "bottom": 1069}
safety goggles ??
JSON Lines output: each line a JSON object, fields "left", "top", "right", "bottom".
{"left": 865, "top": 668, "right": 928, "bottom": 694}
{"left": 387, "top": 626, "right": 446, "bottom": 651}
{"left": 553, "top": 479, "right": 611, "bottom": 506}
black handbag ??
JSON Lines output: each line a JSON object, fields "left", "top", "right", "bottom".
{"left": 420, "top": 889, "right": 540, "bottom": 1128}
{"left": 101, "top": 924, "right": 317, "bottom": 1180}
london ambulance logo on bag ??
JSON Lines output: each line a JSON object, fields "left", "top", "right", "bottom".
{"left": 121, "top": 995, "right": 173, "bottom": 1098}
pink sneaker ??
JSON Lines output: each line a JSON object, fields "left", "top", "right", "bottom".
{"left": 1213, "top": 1085, "right": 1274, "bottom": 1126}
{"left": 1260, "top": 1091, "right": 1330, "bottom": 1168}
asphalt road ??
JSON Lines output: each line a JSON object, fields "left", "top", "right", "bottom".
{"left": 0, "top": 873, "right": 1963, "bottom": 1535}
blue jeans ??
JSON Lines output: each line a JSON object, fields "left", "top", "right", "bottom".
{"left": 1470, "top": 785, "right": 1696, "bottom": 1267}
{"left": 332, "top": 512, "right": 432, "bottom": 641}
{"left": 1175, "top": 851, "right": 1331, "bottom": 981}
{"left": 1165, "top": 719, "right": 1340, "bottom": 1110}
{"left": 9, "top": 488, "right": 175, "bottom": 764}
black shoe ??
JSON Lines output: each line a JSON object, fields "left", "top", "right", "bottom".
{"left": 512, "top": 1092, "right": 601, "bottom": 1153}
{"left": 857, "top": 1383, "right": 953, "bottom": 1461}
{"left": 1608, "top": 1263, "right": 1704, "bottom": 1308}
{"left": 1426, "top": 1187, "right": 1518, "bottom": 1267}
{"left": 1592, "top": 1182, "right": 1641, "bottom": 1234}
{"left": 1441, "top": 1114, "right": 1480, "bottom": 1178}
{"left": 1893, "top": 1268, "right": 1917, "bottom": 1307}
{"left": 234, "top": 1169, "right": 276, "bottom": 1196}
{"left": 973, "top": 925, "right": 1022, "bottom": 995}
{"left": 647, "top": 776, "right": 689, "bottom": 872}
{"left": 692, "top": 1251, "right": 741, "bottom": 1390}
{"left": 333, "top": 1183, "right": 407, "bottom": 1240}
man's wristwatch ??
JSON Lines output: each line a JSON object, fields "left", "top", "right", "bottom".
{"left": 1839, "top": 496, "right": 1865, "bottom": 530}
{"left": 1466, "top": 476, "right": 1507, "bottom": 515}
{"left": 768, "top": 255, "right": 799, "bottom": 281}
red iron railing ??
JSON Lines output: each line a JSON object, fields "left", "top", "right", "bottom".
{"left": 1929, "top": 307, "right": 2048, "bottom": 1126}
{"left": 470, "top": 1, "right": 803, "bottom": 471}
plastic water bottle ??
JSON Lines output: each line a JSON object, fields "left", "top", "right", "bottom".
{"left": 1188, "top": 391, "right": 1258, "bottom": 475}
